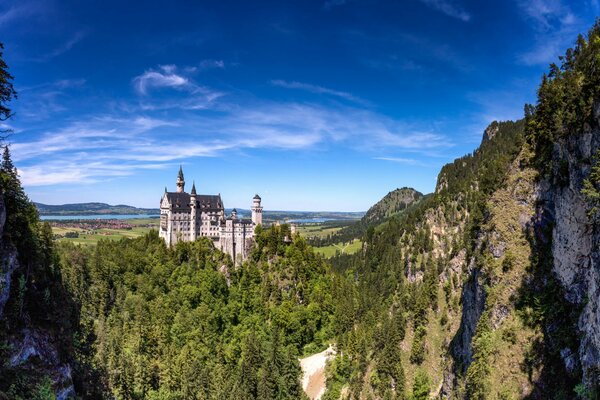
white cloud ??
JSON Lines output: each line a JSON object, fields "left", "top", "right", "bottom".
{"left": 11, "top": 62, "right": 453, "bottom": 187}
{"left": 36, "top": 30, "right": 87, "bottom": 61}
{"left": 418, "top": 0, "right": 471, "bottom": 22}
{"left": 515, "top": 0, "right": 585, "bottom": 66}
{"left": 374, "top": 157, "right": 429, "bottom": 166}
{"left": 0, "top": 2, "right": 43, "bottom": 25}
{"left": 199, "top": 59, "right": 225, "bottom": 70}
{"left": 13, "top": 101, "right": 451, "bottom": 186}
{"left": 271, "top": 80, "right": 368, "bottom": 104}
{"left": 133, "top": 66, "right": 191, "bottom": 94}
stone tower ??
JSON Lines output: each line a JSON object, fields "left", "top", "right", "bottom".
{"left": 251, "top": 194, "right": 263, "bottom": 225}
{"left": 190, "top": 181, "right": 197, "bottom": 241}
{"left": 176, "top": 165, "right": 185, "bottom": 193}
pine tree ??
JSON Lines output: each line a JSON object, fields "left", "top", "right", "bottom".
{"left": 412, "top": 369, "right": 430, "bottom": 400}
{"left": 0, "top": 43, "right": 16, "bottom": 131}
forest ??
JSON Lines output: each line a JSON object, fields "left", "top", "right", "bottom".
{"left": 0, "top": 18, "right": 600, "bottom": 400}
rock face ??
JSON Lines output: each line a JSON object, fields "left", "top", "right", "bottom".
{"left": 544, "top": 122, "right": 600, "bottom": 386}
{"left": 0, "top": 192, "right": 18, "bottom": 319}
{"left": 450, "top": 265, "right": 486, "bottom": 371}
{"left": 0, "top": 192, "right": 75, "bottom": 398}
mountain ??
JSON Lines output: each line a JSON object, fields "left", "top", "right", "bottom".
{"left": 362, "top": 187, "right": 424, "bottom": 225}
{"left": 325, "top": 22, "right": 600, "bottom": 398}
{"left": 34, "top": 202, "right": 160, "bottom": 215}
{"left": 2, "top": 19, "right": 600, "bottom": 400}
{"left": 309, "top": 187, "right": 425, "bottom": 247}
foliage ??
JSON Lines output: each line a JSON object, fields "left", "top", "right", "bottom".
{"left": 525, "top": 21, "right": 600, "bottom": 174}
{"left": 582, "top": 149, "right": 600, "bottom": 217}
{"left": 412, "top": 369, "right": 430, "bottom": 400}
{"left": 57, "top": 225, "right": 332, "bottom": 399}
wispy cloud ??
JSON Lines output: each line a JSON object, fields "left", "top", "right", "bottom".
{"left": 15, "top": 78, "right": 87, "bottom": 120}
{"left": 374, "top": 157, "right": 429, "bottom": 166}
{"left": 418, "top": 0, "right": 471, "bottom": 22}
{"left": 35, "top": 30, "right": 87, "bottom": 62}
{"left": 516, "top": 0, "right": 583, "bottom": 65}
{"left": 199, "top": 59, "right": 225, "bottom": 70}
{"left": 133, "top": 65, "right": 191, "bottom": 94}
{"left": 13, "top": 102, "right": 451, "bottom": 186}
{"left": 132, "top": 65, "right": 225, "bottom": 109}
{"left": 271, "top": 80, "right": 368, "bottom": 104}
{"left": 0, "top": 1, "right": 43, "bottom": 25}
{"left": 12, "top": 62, "right": 452, "bottom": 187}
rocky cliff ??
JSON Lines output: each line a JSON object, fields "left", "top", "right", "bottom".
{"left": 544, "top": 104, "right": 600, "bottom": 389}
{"left": 0, "top": 190, "right": 76, "bottom": 399}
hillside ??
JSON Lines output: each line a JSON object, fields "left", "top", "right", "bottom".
{"left": 309, "top": 187, "right": 425, "bottom": 247}
{"left": 323, "top": 22, "right": 600, "bottom": 399}
{"left": 34, "top": 202, "right": 160, "bottom": 216}
{"left": 1, "top": 18, "right": 600, "bottom": 400}
{"left": 362, "top": 187, "right": 424, "bottom": 225}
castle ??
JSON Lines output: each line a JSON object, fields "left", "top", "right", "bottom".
{"left": 159, "top": 166, "right": 263, "bottom": 263}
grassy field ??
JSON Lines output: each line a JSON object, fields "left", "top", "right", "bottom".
{"left": 52, "top": 218, "right": 159, "bottom": 245}
{"left": 296, "top": 224, "right": 344, "bottom": 239}
{"left": 313, "top": 238, "right": 362, "bottom": 258}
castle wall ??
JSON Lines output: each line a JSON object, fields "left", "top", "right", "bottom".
{"left": 160, "top": 170, "right": 261, "bottom": 262}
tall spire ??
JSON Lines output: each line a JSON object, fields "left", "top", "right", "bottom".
{"left": 191, "top": 181, "right": 196, "bottom": 195}
{"left": 176, "top": 166, "right": 185, "bottom": 193}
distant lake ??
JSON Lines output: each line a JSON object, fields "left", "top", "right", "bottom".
{"left": 40, "top": 214, "right": 160, "bottom": 221}
{"left": 287, "top": 218, "right": 340, "bottom": 223}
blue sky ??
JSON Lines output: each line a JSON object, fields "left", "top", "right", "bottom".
{"left": 1, "top": 0, "right": 598, "bottom": 211}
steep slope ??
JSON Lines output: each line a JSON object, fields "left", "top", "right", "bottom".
{"left": 316, "top": 188, "right": 424, "bottom": 248}
{"left": 0, "top": 153, "right": 80, "bottom": 399}
{"left": 323, "top": 22, "right": 600, "bottom": 399}
{"left": 362, "top": 188, "right": 424, "bottom": 225}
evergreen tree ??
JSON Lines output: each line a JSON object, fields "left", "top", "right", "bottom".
{"left": 412, "top": 369, "right": 430, "bottom": 400}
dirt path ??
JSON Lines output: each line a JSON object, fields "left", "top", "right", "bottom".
{"left": 299, "top": 345, "right": 336, "bottom": 400}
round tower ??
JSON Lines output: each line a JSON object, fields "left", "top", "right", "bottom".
{"left": 176, "top": 165, "right": 185, "bottom": 193}
{"left": 190, "top": 181, "right": 197, "bottom": 241}
{"left": 251, "top": 194, "right": 263, "bottom": 225}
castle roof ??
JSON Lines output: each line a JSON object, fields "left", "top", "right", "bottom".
{"left": 178, "top": 165, "right": 184, "bottom": 180}
{"left": 163, "top": 191, "right": 223, "bottom": 210}
{"left": 253, "top": 194, "right": 261, "bottom": 200}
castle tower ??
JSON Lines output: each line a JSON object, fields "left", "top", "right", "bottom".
{"left": 251, "top": 194, "right": 263, "bottom": 225}
{"left": 176, "top": 165, "right": 185, "bottom": 193}
{"left": 231, "top": 208, "right": 238, "bottom": 219}
{"left": 190, "top": 181, "right": 197, "bottom": 241}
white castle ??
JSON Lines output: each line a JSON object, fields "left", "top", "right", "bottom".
{"left": 159, "top": 166, "right": 263, "bottom": 262}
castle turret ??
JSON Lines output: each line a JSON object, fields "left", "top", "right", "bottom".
{"left": 231, "top": 208, "right": 238, "bottom": 219}
{"left": 176, "top": 165, "right": 185, "bottom": 193}
{"left": 190, "top": 181, "right": 197, "bottom": 241}
{"left": 251, "top": 194, "right": 263, "bottom": 225}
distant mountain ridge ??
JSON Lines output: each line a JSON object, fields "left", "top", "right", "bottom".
{"left": 34, "top": 202, "right": 365, "bottom": 220}
{"left": 307, "top": 187, "right": 425, "bottom": 247}
{"left": 362, "top": 187, "right": 424, "bottom": 225}
{"left": 34, "top": 202, "right": 160, "bottom": 215}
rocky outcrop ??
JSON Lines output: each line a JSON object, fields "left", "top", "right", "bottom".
{"left": 0, "top": 191, "right": 18, "bottom": 319}
{"left": 545, "top": 113, "right": 600, "bottom": 386}
{"left": 0, "top": 192, "right": 76, "bottom": 398}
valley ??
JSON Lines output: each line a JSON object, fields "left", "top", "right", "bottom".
{"left": 1, "top": 7, "right": 599, "bottom": 400}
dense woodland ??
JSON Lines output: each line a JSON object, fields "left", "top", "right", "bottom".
{"left": 0, "top": 19, "right": 599, "bottom": 400}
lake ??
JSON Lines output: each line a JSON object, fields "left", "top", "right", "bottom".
{"left": 287, "top": 218, "right": 339, "bottom": 223}
{"left": 40, "top": 214, "right": 159, "bottom": 221}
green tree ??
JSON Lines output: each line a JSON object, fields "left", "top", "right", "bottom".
{"left": 412, "top": 369, "right": 430, "bottom": 400}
